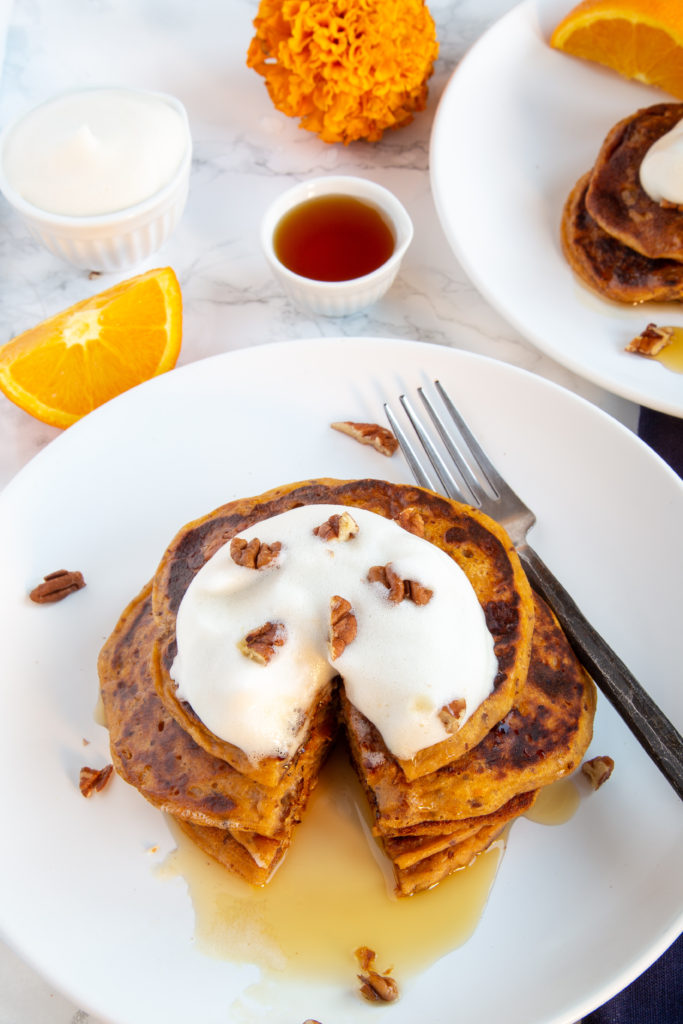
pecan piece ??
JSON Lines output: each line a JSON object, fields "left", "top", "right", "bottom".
{"left": 438, "top": 698, "right": 467, "bottom": 733}
{"left": 355, "top": 946, "right": 376, "bottom": 971}
{"left": 313, "top": 511, "right": 359, "bottom": 542}
{"left": 238, "top": 621, "right": 286, "bottom": 665}
{"left": 368, "top": 563, "right": 404, "bottom": 602}
{"left": 581, "top": 755, "right": 615, "bottom": 790}
{"left": 329, "top": 596, "right": 357, "bottom": 660}
{"left": 79, "top": 764, "right": 113, "bottom": 797}
{"left": 29, "top": 569, "right": 85, "bottom": 604}
{"left": 230, "top": 536, "right": 281, "bottom": 569}
{"left": 358, "top": 970, "right": 399, "bottom": 1003}
{"left": 404, "top": 580, "right": 433, "bottom": 606}
{"left": 330, "top": 421, "right": 398, "bottom": 457}
{"left": 625, "top": 323, "right": 674, "bottom": 357}
{"left": 368, "top": 563, "right": 433, "bottom": 605}
{"left": 395, "top": 506, "right": 425, "bottom": 538}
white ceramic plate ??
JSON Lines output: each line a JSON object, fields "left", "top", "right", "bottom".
{"left": 0, "top": 337, "right": 681, "bottom": 1024}
{"left": 430, "top": 0, "right": 683, "bottom": 416}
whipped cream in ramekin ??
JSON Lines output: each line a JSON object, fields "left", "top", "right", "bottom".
{"left": 2, "top": 87, "right": 188, "bottom": 217}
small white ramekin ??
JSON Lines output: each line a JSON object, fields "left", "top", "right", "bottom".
{"left": 0, "top": 88, "right": 192, "bottom": 273}
{"left": 260, "top": 175, "right": 414, "bottom": 316}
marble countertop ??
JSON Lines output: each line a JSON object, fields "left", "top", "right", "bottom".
{"left": 0, "top": 0, "right": 645, "bottom": 1021}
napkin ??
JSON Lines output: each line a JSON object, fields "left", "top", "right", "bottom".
{"left": 638, "top": 407, "right": 683, "bottom": 478}
{"left": 583, "top": 933, "right": 682, "bottom": 1024}
{"left": 584, "top": 406, "right": 683, "bottom": 1023}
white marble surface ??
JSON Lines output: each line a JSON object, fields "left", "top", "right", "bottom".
{"left": 0, "top": 0, "right": 642, "bottom": 1021}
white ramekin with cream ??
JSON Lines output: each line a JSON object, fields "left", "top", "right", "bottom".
{"left": 0, "top": 86, "right": 192, "bottom": 271}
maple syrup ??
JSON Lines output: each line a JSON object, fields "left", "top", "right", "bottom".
{"left": 524, "top": 776, "right": 580, "bottom": 826}
{"left": 273, "top": 194, "right": 395, "bottom": 282}
{"left": 158, "top": 747, "right": 505, "bottom": 983}
{"left": 655, "top": 326, "right": 683, "bottom": 374}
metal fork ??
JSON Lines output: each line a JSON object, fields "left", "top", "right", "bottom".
{"left": 385, "top": 379, "right": 683, "bottom": 800}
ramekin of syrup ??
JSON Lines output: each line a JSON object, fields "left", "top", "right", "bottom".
{"left": 261, "top": 176, "right": 413, "bottom": 316}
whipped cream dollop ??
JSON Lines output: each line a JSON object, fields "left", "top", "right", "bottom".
{"left": 171, "top": 504, "right": 498, "bottom": 763}
{"left": 2, "top": 88, "right": 188, "bottom": 216}
{"left": 639, "top": 116, "right": 683, "bottom": 205}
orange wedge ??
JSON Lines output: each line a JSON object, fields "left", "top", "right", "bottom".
{"left": 0, "top": 267, "right": 182, "bottom": 429}
{"left": 550, "top": 0, "right": 683, "bottom": 99}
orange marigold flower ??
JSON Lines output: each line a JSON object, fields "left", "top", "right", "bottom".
{"left": 247, "top": 0, "right": 439, "bottom": 144}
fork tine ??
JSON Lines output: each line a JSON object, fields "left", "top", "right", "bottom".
{"left": 417, "top": 386, "right": 488, "bottom": 505}
{"left": 383, "top": 401, "right": 438, "bottom": 492}
{"left": 432, "top": 379, "right": 515, "bottom": 500}
{"left": 397, "top": 395, "right": 467, "bottom": 502}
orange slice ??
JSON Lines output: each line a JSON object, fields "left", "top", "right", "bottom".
{"left": 0, "top": 267, "right": 182, "bottom": 429}
{"left": 550, "top": 0, "right": 683, "bottom": 99}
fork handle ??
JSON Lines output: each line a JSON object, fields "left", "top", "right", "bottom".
{"left": 519, "top": 545, "right": 683, "bottom": 801}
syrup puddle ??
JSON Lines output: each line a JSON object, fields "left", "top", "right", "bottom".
{"left": 525, "top": 776, "right": 580, "bottom": 826}
{"left": 653, "top": 326, "right": 683, "bottom": 373}
{"left": 157, "top": 747, "right": 504, "bottom": 983}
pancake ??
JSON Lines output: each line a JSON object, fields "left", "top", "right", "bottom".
{"left": 343, "top": 592, "right": 596, "bottom": 834}
{"left": 585, "top": 103, "right": 683, "bottom": 262}
{"left": 388, "top": 791, "right": 537, "bottom": 896}
{"left": 561, "top": 171, "right": 683, "bottom": 303}
{"left": 151, "top": 478, "right": 535, "bottom": 784}
{"left": 382, "top": 790, "right": 536, "bottom": 871}
{"left": 98, "top": 583, "right": 337, "bottom": 837}
{"left": 173, "top": 818, "right": 289, "bottom": 886}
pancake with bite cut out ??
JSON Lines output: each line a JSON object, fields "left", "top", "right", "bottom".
{"left": 343, "top": 592, "right": 596, "bottom": 834}
{"left": 585, "top": 103, "right": 683, "bottom": 263}
{"left": 561, "top": 171, "right": 683, "bottom": 303}
{"left": 151, "top": 478, "right": 535, "bottom": 784}
{"left": 98, "top": 583, "right": 337, "bottom": 838}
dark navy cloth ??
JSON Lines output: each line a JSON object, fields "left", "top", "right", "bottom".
{"left": 585, "top": 408, "right": 683, "bottom": 1024}
{"left": 638, "top": 408, "right": 683, "bottom": 479}
{"left": 583, "top": 933, "right": 682, "bottom": 1024}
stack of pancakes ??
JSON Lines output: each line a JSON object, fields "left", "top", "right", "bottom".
{"left": 98, "top": 478, "right": 596, "bottom": 896}
{"left": 561, "top": 102, "right": 683, "bottom": 303}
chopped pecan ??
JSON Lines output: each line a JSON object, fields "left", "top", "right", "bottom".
{"left": 367, "top": 563, "right": 433, "bottom": 605}
{"left": 313, "top": 510, "right": 359, "bottom": 542}
{"left": 355, "top": 946, "right": 376, "bottom": 971}
{"left": 438, "top": 698, "right": 467, "bottom": 733}
{"left": 238, "top": 621, "right": 286, "bottom": 665}
{"left": 354, "top": 946, "right": 399, "bottom": 1003}
{"left": 404, "top": 580, "right": 433, "bottom": 606}
{"left": 29, "top": 569, "right": 85, "bottom": 604}
{"left": 358, "top": 970, "right": 399, "bottom": 1003}
{"left": 368, "top": 562, "right": 404, "bottom": 601}
{"left": 395, "top": 506, "right": 425, "bottom": 538}
{"left": 581, "top": 755, "right": 615, "bottom": 790}
{"left": 329, "top": 596, "right": 357, "bottom": 660}
{"left": 330, "top": 420, "right": 399, "bottom": 457}
{"left": 79, "top": 764, "right": 113, "bottom": 797}
{"left": 625, "top": 323, "right": 674, "bottom": 357}
{"left": 230, "top": 536, "right": 281, "bottom": 569}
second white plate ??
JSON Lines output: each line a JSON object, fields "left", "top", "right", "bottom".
{"left": 430, "top": 0, "right": 683, "bottom": 416}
